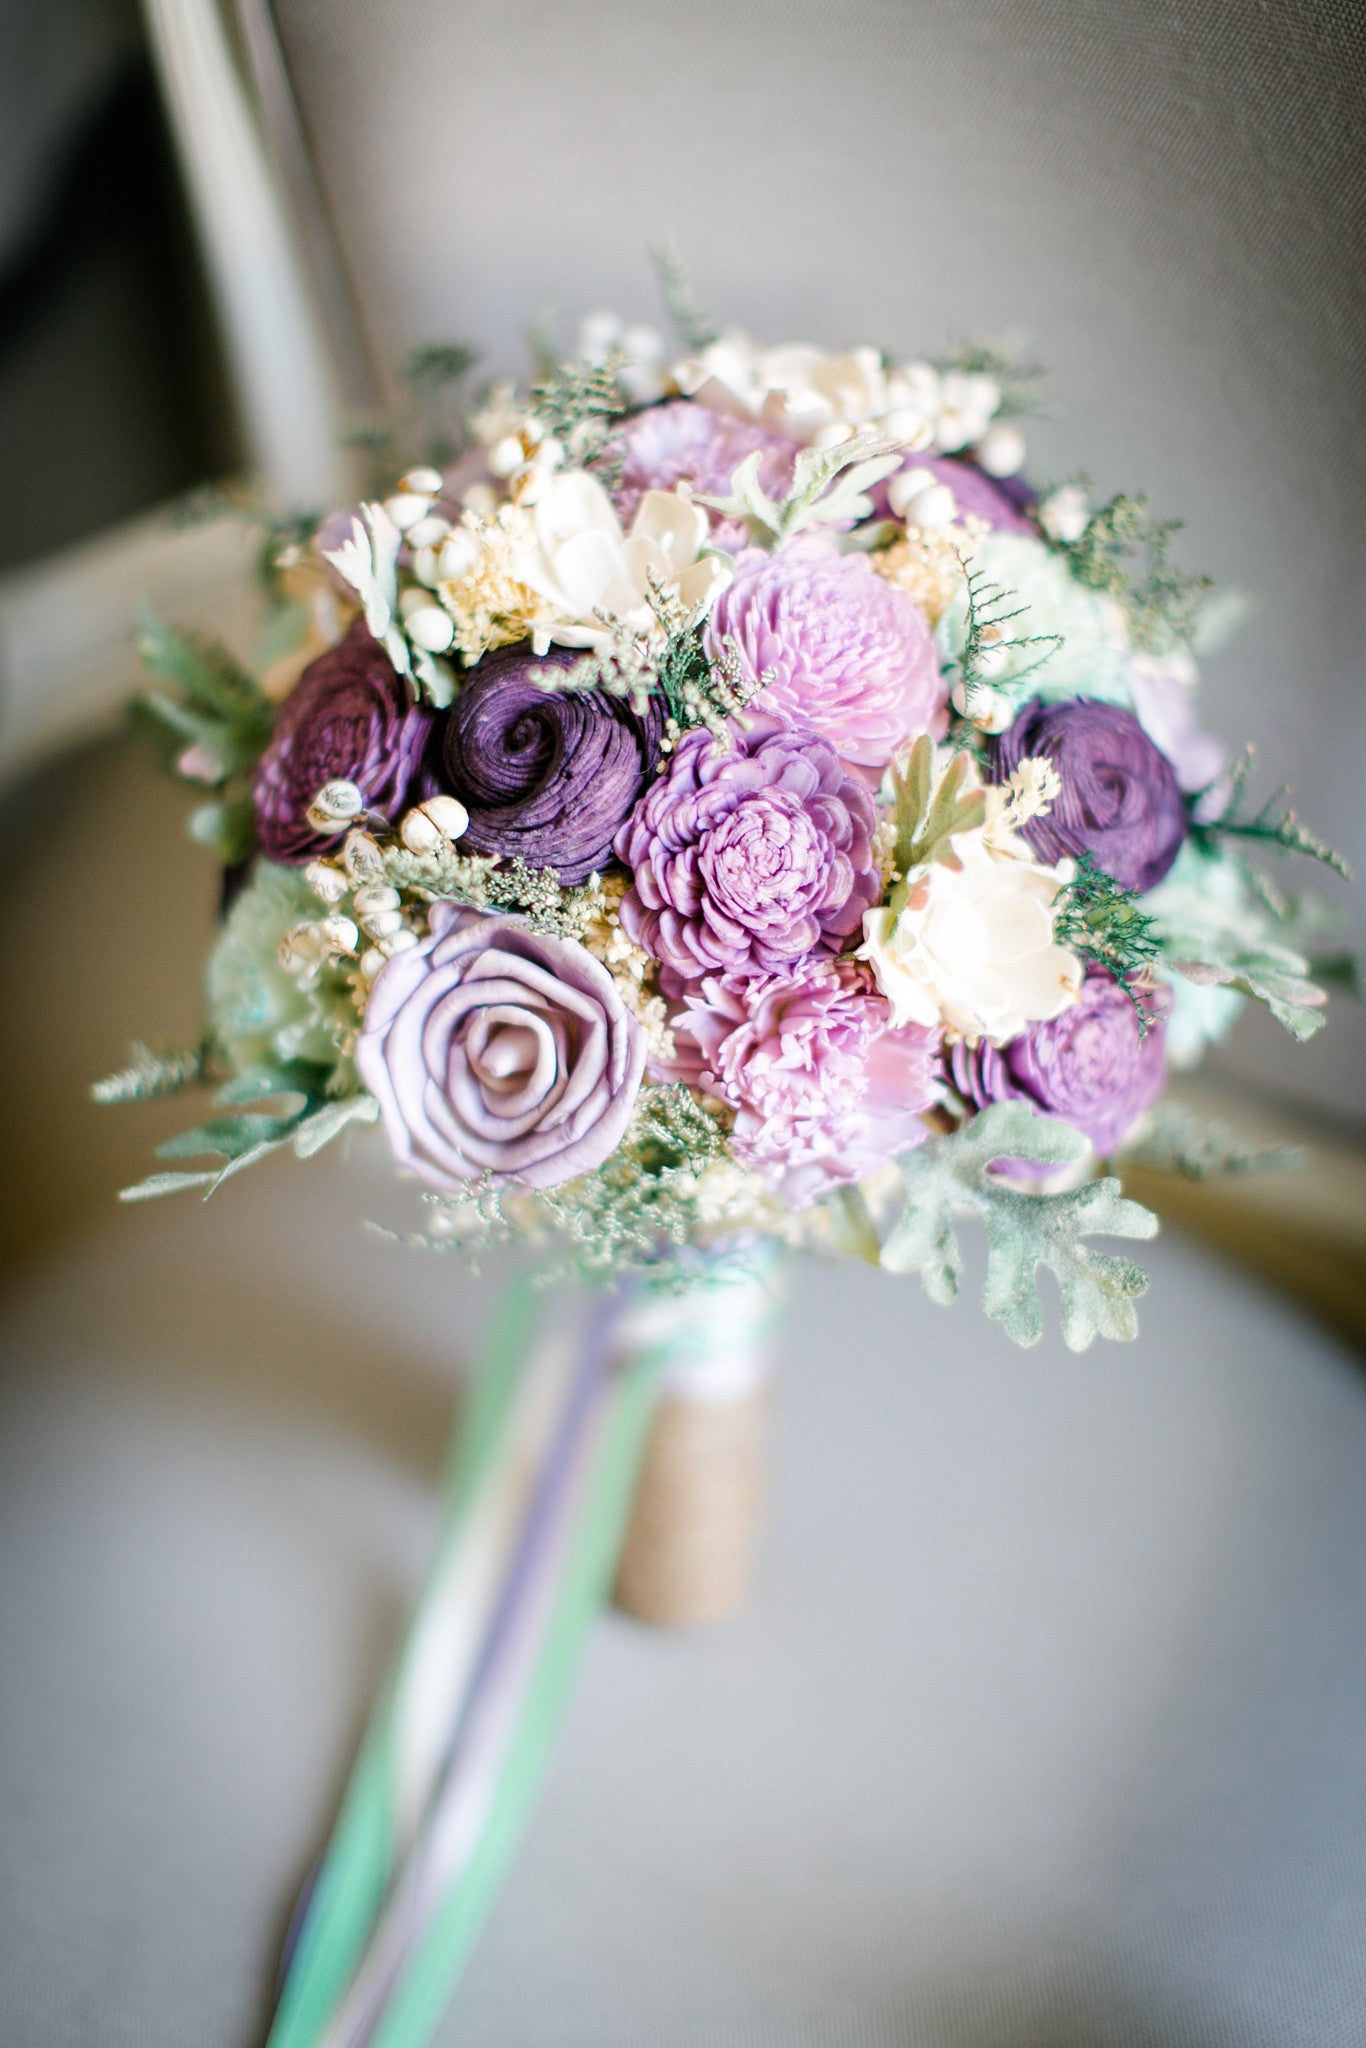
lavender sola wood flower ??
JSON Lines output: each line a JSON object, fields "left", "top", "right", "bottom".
{"left": 993, "top": 696, "right": 1187, "bottom": 894}
{"left": 612, "top": 400, "right": 796, "bottom": 552}
{"left": 706, "top": 534, "right": 945, "bottom": 769}
{"left": 355, "top": 904, "right": 647, "bottom": 1191}
{"left": 950, "top": 971, "right": 1168, "bottom": 1159}
{"left": 439, "top": 647, "right": 664, "bottom": 886}
{"left": 252, "top": 619, "right": 435, "bottom": 863}
{"left": 615, "top": 711, "right": 880, "bottom": 984}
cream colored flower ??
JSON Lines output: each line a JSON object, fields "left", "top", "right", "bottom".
{"left": 862, "top": 828, "right": 1081, "bottom": 1044}
{"left": 438, "top": 471, "right": 727, "bottom": 661}
{"left": 673, "top": 335, "right": 1003, "bottom": 455}
{"left": 674, "top": 336, "right": 903, "bottom": 444}
{"left": 517, "top": 472, "right": 728, "bottom": 653}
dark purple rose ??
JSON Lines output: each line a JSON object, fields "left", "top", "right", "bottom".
{"left": 439, "top": 648, "right": 664, "bottom": 886}
{"left": 356, "top": 904, "right": 647, "bottom": 1191}
{"left": 951, "top": 974, "right": 1168, "bottom": 1161}
{"left": 993, "top": 697, "right": 1187, "bottom": 894}
{"left": 253, "top": 620, "right": 435, "bottom": 863}
{"left": 614, "top": 710, "right": 880, "bottom": 984}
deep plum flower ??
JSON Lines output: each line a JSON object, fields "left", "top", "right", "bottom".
{"left": 439, "top": 647, "right": 663, "bottom": 885}
{"left": 615, "top": 712, "right": 880, "bottom": 984}
{"left": 661, "top": 959, "right": 939, "bottom": 1208}
{"left": 993, "top": 696, "right": 1187, "bottom": 894}
{"left": 949, "top": 972, "right": 1167, "bottom": 1158}
{"left": 612, "top": 400, "right": 795, "bottom": 552}
{"left": 252, "top": 620, "right": 434, "bottom": 863}
{"left": 706, "top": 534, "right": 945, "bottom": 769}
{"left": 355, "top": 904, "right": 647, "bottom": 1191}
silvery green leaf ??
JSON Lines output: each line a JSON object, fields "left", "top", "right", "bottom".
{"left": 156, "top": 1111, "right": 299, "bottom": 1160}
{"left": 413, "top": 649, "right": 456, "bottom": 707}
{"left": 293, "top": 1094, "right": 379, "bottom": 1158}
{"left": 1119, "top": 1104, "right": 1304, "bottom": 1178}
{"left": 1172, "top": 955, "right": 1327, "bottom": 1040}
{"left": 881, "top": 1104, "right": 1158, "bottom": 1351}
{"left": 119, "top": 1170, "right": 218, "bottom": 1202}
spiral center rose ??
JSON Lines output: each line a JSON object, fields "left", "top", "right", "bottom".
{"left": 439, "top": 647, "right": 661, "bottom": 885}
{"left": 356, "top": 908, "right": 646, "bottom": 1191}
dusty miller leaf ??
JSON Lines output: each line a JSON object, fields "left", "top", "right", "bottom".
{"left": 881, "top": 1104, "right": 1158, "bottom": 1351}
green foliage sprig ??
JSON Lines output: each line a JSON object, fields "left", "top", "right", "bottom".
{"left": 700, "top": 431, "right": 902, "bottom": 546}
{"left": 649, "top": 240, "right": 718, "bottom": 352}
{"left": 887, "top": 736, "right": 986, "bottom": 903}
{"left": 344, "top": 339, "right": 480, "bottom": 487}
{"left": 529, "top": 351, "right": 629, "bottom": 472}
{"left": 952, "top": 556, "right": 1062, "bottom": 719}
{"left": 92, "top": 1037, "right": 213, "bottom": 1105}
{"left": 541, "top": 1085, "right": 730, "bottom": 1278}
{"left": 880, "top": 1103, "right": 1158, "bottom": 1350}
{"left": 529, "top": 581, "right": 765, "bottom": 750}
{"left": 381, "top": 845, "right": 605, "bottom": 939}
{"left": 1190, "top": 748, "right": 1352, "bottom": 880}
{"left": 130, "top": 613, "right": 275, "bottom": 864}
{"left": 935, "top": 339, "right": 1046, "bottom": 420}
{"left": 119, "top": 1081, "right": 378, "bottom": 1203}
{"left": 1052, "top": 855, "right": 1163, "bottom": 1030}
{"left": 1118, "top": 1103, "right": 1304, "bottom": 1179}
{"left": 1061, "top": 492, "right": 1211, "bottom": 650}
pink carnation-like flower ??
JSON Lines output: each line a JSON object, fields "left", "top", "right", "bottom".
{"left": 660, "top": 959, "right": 939, "bottom": 1208}
{"left": 615, "top": 712, "right": 880, "bottom": 984}
{"left": 706, "top": 534, "right": 946, "bottom": 770}
{"left": 612, "top": 400, "right": 795, "bottom": 552}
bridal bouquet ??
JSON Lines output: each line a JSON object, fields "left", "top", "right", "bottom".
{"left": 103, "top": 286, "right": 1351, "bottom": 2048}
{"left": 111, "top": 300, "right": 1347, "bottom": 1350}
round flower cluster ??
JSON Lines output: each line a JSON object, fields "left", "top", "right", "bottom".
{"left": 170, "top": 303, "right": 1326, "bottom": 1267}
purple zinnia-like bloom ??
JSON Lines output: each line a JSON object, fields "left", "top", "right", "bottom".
{"left": 950, "top": 973, "right": 1167, "bottom": 1159}
{"left": 660, "top": 959, "right": 939, "bottom": 1208}
{"left": 612, "top": 400, "right": 795, "bottom": 552}
{"left": 253, "top": 621, "right": 435, "bottom": 863}
{"left": 356, "top": 904, "right": 647, "bottom": 1191}
{"left": 993, "top": 696, "right": 1187, "bottom": 894}
{"left": 872, "top": 453, "right": 1035, "bottom": 533}
{"left": 706, "top": 534, "right": 945, "bottom": 770}
{"left": 439, "top": 647, "right": 663, "bottom": 886}
{"left": 615, "top": 711, "right": 880, "bottom": 984}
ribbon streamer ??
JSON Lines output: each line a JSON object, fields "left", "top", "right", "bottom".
{"left": 265, "top": 1250, "right": 779, "bottom": 2048}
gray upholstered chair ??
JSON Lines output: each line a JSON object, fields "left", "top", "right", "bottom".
{"left": 1, "top": 6, "right": 1364, "bottom": 2043}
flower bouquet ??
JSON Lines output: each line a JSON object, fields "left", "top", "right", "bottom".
{"left": 103, "top": 279, "right": 1351, "bottom": 2047}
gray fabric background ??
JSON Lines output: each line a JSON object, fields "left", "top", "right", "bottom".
{"left": 263, "top": 0, "right": 1366, "bottom": 1120}
{"left": 1, "top": 1150, "right": 1365, "bottom": 2045}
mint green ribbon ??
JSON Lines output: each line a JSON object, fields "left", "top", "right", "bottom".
{"left": 265, "top": 1251, "right": 778, "bottom": 2048}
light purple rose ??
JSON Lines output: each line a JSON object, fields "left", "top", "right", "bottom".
{"left": 356, "top": 905, "right": 647, "bottom": 1191}
{"left": 706, "top": 534, "right": 946, "bottom": 770}
{"left": 949, "top": 973, "right": 1168, "bottom": 1160}
{"left": 615, "top": 711, "right": 881, "bottom": 985}
{"left": 993, "top": 696, "right": 1187, "bottom": 894}
{"left": 611, "top": 400, "right": 796, "bottom": 553}
{"left": 659, "top": 959, "right": 939, "bottom": 1208}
